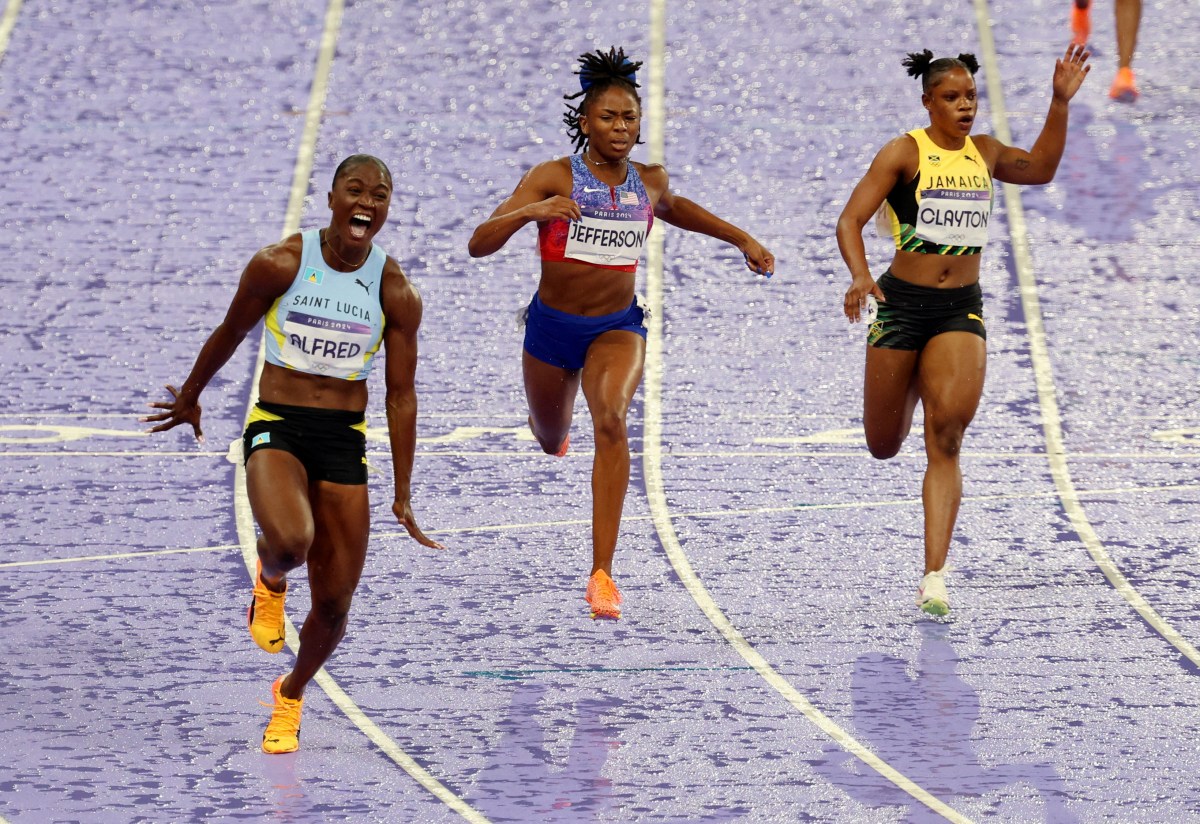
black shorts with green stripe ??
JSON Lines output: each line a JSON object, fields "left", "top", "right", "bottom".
{"left": 867, "top": 271, "right": 985, "bottom": 351}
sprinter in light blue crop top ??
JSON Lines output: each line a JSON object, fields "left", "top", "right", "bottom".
{"left": 263, "top": 229, "right": 386, "bottom": 380}
{"left": 145, "top": 154, "right": 442, "bottom": 755}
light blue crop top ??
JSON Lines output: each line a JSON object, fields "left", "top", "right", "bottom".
{"left": 263, "top": 230, "right": 386, "bottom": 380}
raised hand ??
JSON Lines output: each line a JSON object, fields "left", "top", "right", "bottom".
{"left": 1053, "top": 43, "right": 1092, "bottom": 103}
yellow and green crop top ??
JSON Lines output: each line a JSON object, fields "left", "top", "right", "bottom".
{"left": 877, "top": 128, "right": 994, "bottom": 256}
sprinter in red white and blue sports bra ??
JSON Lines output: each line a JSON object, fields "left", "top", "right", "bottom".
{"left": 837, "top": 46, "right": 1091, "bottom": 619}
{"left": 469, "top": 47, "right": 775, "bottom": 621}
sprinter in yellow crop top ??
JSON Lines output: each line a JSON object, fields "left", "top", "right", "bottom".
{"left": 836, "top": 46, "right": 1091, "bottom": 617}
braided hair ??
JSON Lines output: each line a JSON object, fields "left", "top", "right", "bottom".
{"left": 562, "top": 47, "right": 644, "bottom": 152}
{"left": 902, "top": 49, "right": 980, "bottom": 94}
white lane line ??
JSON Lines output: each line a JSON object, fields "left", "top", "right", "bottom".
{"left": 972, "top": 0, "right": 1200, "bottom": 668}
{"left": 639, "top": 3, "right": 973, "bottom": 821}
{"left": 6, "top": 476, "right": 1195, "bottom": 571}
{"left": 0, "top": 0, "right": 21, "bottom": 66}
{"left": 0, "top": 545, "right": 242, "bottom": 569}
{"left": 228, "top": 3, "right": 490, "bottom": 820}
{"left": 0, "top": 451, "right": 228, "bottom": 458}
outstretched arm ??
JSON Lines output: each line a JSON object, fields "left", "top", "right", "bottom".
{"left": 645, "top": 165, "right": 774, "bottom": 277}
{"left": 381, "top": 262, "right": 443, "bottom": 549}
{"left": 142, "top": 237, "right": 300, "bottom": 441}
{"left": 980, "top": 44, "right": 1091, "bottom": 185}
{"left": 468, "top": 161, "right": 579, "bottom": 257}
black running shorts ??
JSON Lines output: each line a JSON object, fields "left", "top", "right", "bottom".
{"left": 867, "top": 271, "right": 986, "bottom": 351}
{"left": 242, "top": 401, "right": 368, "bottom": 485}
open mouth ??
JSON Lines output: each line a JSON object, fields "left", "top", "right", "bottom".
{"left": 349, "top": 213, "right": 372, "bottom": 239}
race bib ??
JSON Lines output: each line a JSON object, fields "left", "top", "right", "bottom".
{"left": 916, "top": 189, "right": 992, "bottom": 247}
{"left": 564, "top": 209, "right": 648, "bottom": 266}
{"left": 280, "top": 312, "right": 374, "bottom": 379}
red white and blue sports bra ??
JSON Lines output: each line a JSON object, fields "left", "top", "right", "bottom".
{"left": 537, "top": 154, "right": 654, "bottom": 273}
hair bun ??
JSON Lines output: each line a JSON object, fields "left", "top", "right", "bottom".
{"left": 581, "top": 57, "right": 637, "bottom": 91}
{"left": 956, "top": 53, "right": 980, "bottom": 74}
{"left": 901, "top": 49, "right": 935, "bottom": 79}
{"left": 575, "top": 47, "right": 641, "bottom": 93}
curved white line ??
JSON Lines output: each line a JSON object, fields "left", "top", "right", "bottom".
{"left": 972, "top": 0, "right": 1200, "bottom": 668}
{"left": 639, "top": 2, "right": 973, "bottom": 821}
{"left": 230, "top": 3, "right": 490, "bottom": 821}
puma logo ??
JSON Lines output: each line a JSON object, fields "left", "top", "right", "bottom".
{"left": 355, "top": 278, "right": 372, "bottom": 294}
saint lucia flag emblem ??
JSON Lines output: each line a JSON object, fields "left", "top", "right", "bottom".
{"left": 303, "top": 267, "right": 324, "bottom": 285}
{"left": 251, "top": 432, "right": 271, "bottom": 448}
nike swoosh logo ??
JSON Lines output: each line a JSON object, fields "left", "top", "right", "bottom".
{"left": 583, "top": 186, "right": 607, "bottom": 193}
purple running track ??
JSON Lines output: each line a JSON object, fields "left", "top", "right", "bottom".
{"left": 1, "top": 0, "right": 1199, "bottom": 822}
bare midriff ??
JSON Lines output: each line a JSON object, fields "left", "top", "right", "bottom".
{"left": 888, "top": 248, "right": 981, "bottom": 289}
{"left": 536, "top": 260, "right": 637, "bottom": 316}
{"left": 257, "top": 362, "right": 368, "bottom": 412}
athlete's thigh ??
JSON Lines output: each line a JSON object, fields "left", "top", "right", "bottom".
{"left": 916, "top": 331, "right": 987, "bottom": 423}
{"left": 580, "top": 330, "right": 645, "bottom": 415}
{"left": 523, "top": 349, "right": 582, "bottom": 429}
{"left": 246, "top": 448, "right": 314, "bottom": 541}
{"left": 305, "top": 480, "right": 370, "bottom": 602}
{"left": 862, "top": 344, "right": 921, "bottom": 440}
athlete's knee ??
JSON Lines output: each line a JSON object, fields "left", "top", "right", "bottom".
{"left": 867, "top": 437, "right": 903, "bottom": 460}
{"left": 591, "top": 407, "right": 628, "bottom": 448}
{"left": 864, "top": 421, "right": 909, "bottom": 459}
{"left": 531, "top": 423, "right": 568, "bottom": 455}
{"left": 538, "top": 430, "right": 569, "bottom": 455}
{"left": 310, "top": 594, "right": 353, "bottom": 629}
{"left": 261, "top": 526, "right": 314, "bottom": 571}
{"left": 926, "top": 416, "right": 968, "bottom": 458}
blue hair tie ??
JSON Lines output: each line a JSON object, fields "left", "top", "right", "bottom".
{"left": 579, "top": 58, "right": 637, "bottom": 91}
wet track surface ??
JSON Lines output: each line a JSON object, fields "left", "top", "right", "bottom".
{"left": 1, "top": 0, "right": 1199, "bottom": 821}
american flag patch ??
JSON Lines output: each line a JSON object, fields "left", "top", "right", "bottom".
{"left": 619, "top": 190, "right": 639, "bottom": 205}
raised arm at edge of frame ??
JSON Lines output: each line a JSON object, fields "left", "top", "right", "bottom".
{"left": 983, "top": 44, "right": 1091, "bottom": 186}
